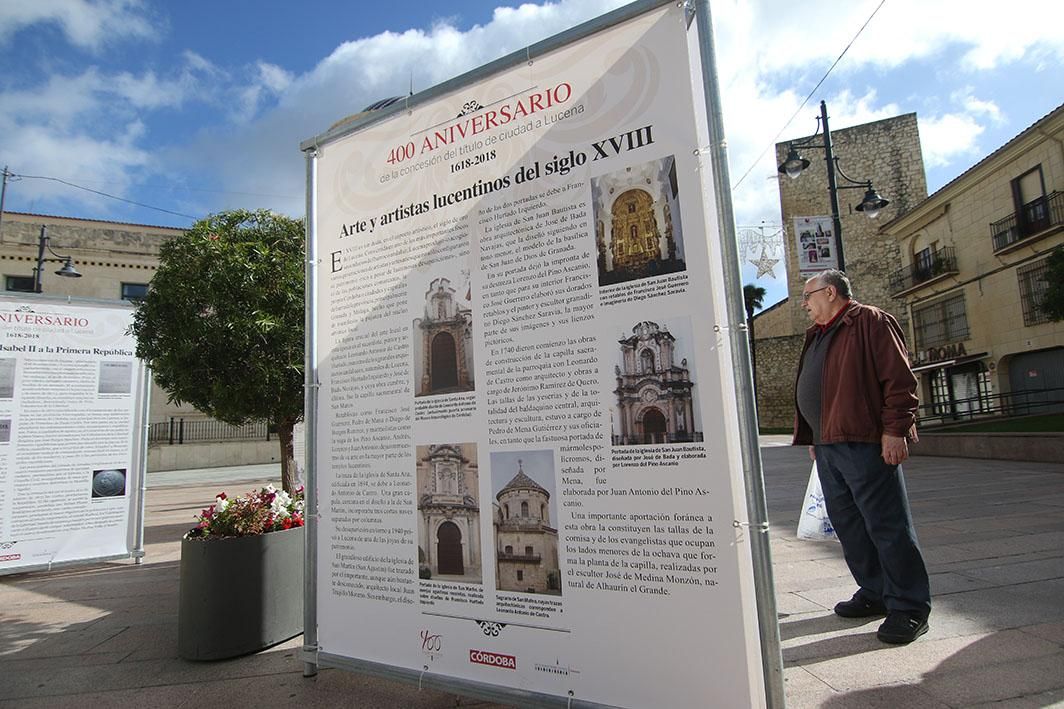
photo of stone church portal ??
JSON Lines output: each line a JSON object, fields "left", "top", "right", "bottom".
{"left": 416, "top": 443, "right": 482, "bottom": 583}
{"left": 591, "top": 154, "right": 687, "bottom": 286}
{"left": 491, "top": 450, "right": 561, "bottom": 595}
{"left": 413, "top": 276, "right": 474, "bottom": 397}
{"left": 612, "top": 318, "right": 703, "bottom": 446}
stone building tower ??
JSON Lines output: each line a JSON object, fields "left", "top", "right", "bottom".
{"left": 613, "top": 321, "right": 700, "bottom": 445}
{"left": 752, "top": 112, "right": 928, "bottom": 429}
{"left": 414, "top": 277, "right": 474, "bottom": 396}
{"left": 493, "top": 461, "right": 560, "bottom": 594}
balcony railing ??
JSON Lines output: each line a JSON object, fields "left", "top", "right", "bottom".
{"left": 889, "top": 246, "right": 958, "bottom": 295}
{"left": 148, "top": 417, "right": 271, "bottom": 444}
{"left": 917, "top": 385, "right": 1064, "bottom": 427}
{"left": 991, "top": 191, "right": 1064, "bottom": 252}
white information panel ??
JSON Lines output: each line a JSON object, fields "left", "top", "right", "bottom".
{"left": 0, "top": 296, "right": 148, "bottom": 574}
{"left": 311, "top": 4, "right": 767, "bottom": 707}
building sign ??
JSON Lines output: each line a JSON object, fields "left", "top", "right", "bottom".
{"left": 911, "top": 341, "right": 968, "bottom": 367}
{"left": 304, "top": 2, "right": 771, "bottom": 708}
{"left": 0, "top": 296, "right": 148, "bottom": 575}
{"left": 794, "top": 215, "right": 838, "bottom": 278}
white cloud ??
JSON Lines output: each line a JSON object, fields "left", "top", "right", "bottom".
{"left": 256, "top": 62, "right": 293, "bottom": 95}
{"left": 0, "top": 52, "right": 213, "bottom": 215}
{"left": 166, "top": 0, "right": 1064, "bottom": 226}
{"left": 178, "top": 0, "right": 630, "bottom": 215}
{"left": 0, "top": 117, "right": 149, "bottom": 211}
{"left": 233, "top": 63, "right": 295, "bottom": 124}
{"left": 715, "top": 0, "right": 1064, "bottom": 74}
{"left": 950, "top": 88, "right": 1003, "bottom": 124}
{"left": 6, "top": 0, "right": 1061, "bottom": 226}
{"left": 0, "top": 0, "right": 156, "bottom": 51}
{"left": 0, "top": 56, "right": 208, "bottom": 128}
{"left": 918, "top": 114, "right": 986, "bottom": 169}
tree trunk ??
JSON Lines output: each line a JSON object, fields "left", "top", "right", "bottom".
{"left": 276, "top": 418, "right": 298, "bottom": 494}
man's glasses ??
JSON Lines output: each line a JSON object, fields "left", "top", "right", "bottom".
{"left": 802, "top": 286, "right": 829, "bottom": 301}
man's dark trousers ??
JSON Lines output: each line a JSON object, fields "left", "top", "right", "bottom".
{"left": 815, "top": 442, "right": 931, "bottom": 617}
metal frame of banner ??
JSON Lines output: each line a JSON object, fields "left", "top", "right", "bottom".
{"left": 692, "top": 1, "right": 785, "bottom": 705}
{"left": 0, "top": 293, "right": 150, "bottom": 576}
{"left": 300, "top": 0, "right": 784, "bottom": 705}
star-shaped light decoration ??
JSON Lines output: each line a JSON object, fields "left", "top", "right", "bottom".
{"left": 750, "top": 247, "right": 779, "bottom": 279}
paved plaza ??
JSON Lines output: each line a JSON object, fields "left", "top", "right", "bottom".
{"left": 1, "top": 444, "right": 1062, "bottom": 707}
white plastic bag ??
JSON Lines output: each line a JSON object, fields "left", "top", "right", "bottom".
{"left": 796, "top": 461, "right": 838, "bottom": 542}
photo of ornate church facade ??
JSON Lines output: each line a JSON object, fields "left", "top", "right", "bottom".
{"left": 413, "top": 276, "right": 474, "bottom": 397}
{"left": 416, "top": 443, "right": 482, "bottom": 583}
{"left": 591, "top": 155, "right": 687, "bottom": 286}
{"left": 491, "top": 451, "right": 561, "bottom": 595}
{"left": 612, "top": 319, "right": 703, "bottom": 446}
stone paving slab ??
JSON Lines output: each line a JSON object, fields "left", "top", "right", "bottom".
{"left": 3, "top": 450, "right": 1064, "bottom": 707}
{"left": 764, "top": 445, "right": 1064, "bottom": 707}
{"left": 967, "top": 688, "right": 1064, "bottom": 709}
{"left": 793, "top": 629, "right": 1061, "bottom": 692}
{"left": 918, "top": 653, "right": 1064, "bottom": 707}
{"left": 959, "top": 556, "right": 1064, "bottom": 586}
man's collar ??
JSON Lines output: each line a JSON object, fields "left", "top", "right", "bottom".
{"left": 816, "top": 299, "right": 853, "bottom": 333}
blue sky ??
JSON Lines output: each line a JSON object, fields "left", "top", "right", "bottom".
{"left": 2, "top": 1, "right": 1062, "bottom": 308}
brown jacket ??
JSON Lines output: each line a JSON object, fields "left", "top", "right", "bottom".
{"left": 792, "top": 301, "right": 918, "bottom": 445}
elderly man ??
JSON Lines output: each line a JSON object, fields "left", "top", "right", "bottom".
{"left": 793, "top": 270, "right": 931, "bottom": 644}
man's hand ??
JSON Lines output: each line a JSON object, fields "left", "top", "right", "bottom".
{"left": 881, "top": 434, "right": 909, "bottom": 466}
{"left": 808, "top": 445, "right": 816, "bottom": 462}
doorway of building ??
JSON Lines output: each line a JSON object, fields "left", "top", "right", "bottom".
{"left": 436, "top": 521, "right": 464, "bottom": 575}
{"left": 642, "top": 407, "right": 668, "bottom": 444}
{"left": 430, "top": 332, "right": 458, "bottom": 391}
{"left": 1008, "top": 347, "right": 1064, "bottom": 414}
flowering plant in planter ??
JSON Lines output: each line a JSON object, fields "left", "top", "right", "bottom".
{"left": 187, "top": 485, "right": 305, "bottom": 539}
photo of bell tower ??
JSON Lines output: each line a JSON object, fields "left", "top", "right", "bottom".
{"left": 490, "top": 451, "right": 561, "bottom": 595}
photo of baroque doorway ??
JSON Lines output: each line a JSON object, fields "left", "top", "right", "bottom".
{"left": 415, "top": 442, "right": 482, "bottom": 584}
{"left": 611, "top": 318, "right": 704, "bottom": 446}
{"left": 413, "top": 275, "right": 475, "bottom": 397}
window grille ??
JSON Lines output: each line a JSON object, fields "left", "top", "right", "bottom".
{"left": 1017, "top": 258, "right": 1051, "bottom": 326}
{"left": 5, "top": 275, "right": 34, "bottom": 292}
{"left": 913, "top": 292, "right": 969, "bottom": 350}
{"left": 121, "top": 282, "right": 149, "bottom": 302}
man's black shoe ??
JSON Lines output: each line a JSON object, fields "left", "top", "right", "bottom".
{"left": 833, "top": 592, "right": 887, "bottom": 618}
{"left": 877, "top": 611, "right": 929, "bottom": 644}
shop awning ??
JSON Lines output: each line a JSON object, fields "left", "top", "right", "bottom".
{"left": 911, "top": 352, "right": 988, "bottom": 373}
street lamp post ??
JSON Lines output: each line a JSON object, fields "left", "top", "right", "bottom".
{"left": 778, "top": 100, "right": 890, "bottom": 273}
{"left": 32, "top": 225, "right": 82, "bottom": 293}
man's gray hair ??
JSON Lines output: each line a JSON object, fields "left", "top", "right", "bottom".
{"left": 812, "top": 269, "right": 852, "bottom": 299}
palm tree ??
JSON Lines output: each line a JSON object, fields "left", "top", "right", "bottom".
{"left": 743, "top": 284, "right": 766, "bottom": 395}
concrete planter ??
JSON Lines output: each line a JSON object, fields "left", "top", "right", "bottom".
{"left": 178, "top": 525, "right": 304, "bottom": 661}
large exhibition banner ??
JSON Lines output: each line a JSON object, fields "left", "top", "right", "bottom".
{"left": 0, "top": 296, "right": 148, "bottom": 574}
{"left": 308, "top": 2, "right": 770, "bottom": 707}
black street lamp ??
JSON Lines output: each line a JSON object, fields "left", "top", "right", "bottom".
{"left": 778, "top": 100, "right": 890, "bottom": 273}
{"left": 33, "top": 225, "right": 82, "bottom": 293}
